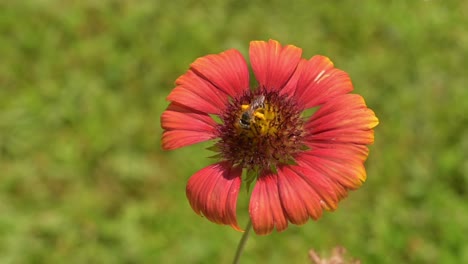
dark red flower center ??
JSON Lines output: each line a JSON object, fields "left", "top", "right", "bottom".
{"left": 216, "top": 89, "right": 306, "bottom": 173}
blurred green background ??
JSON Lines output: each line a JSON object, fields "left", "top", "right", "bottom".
{"left": 1, "top": 0, "right": 467, "bottom": 263}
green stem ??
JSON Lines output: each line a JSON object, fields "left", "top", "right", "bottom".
{"left": 232, "top": 219, "right": 252, "bottom": 264}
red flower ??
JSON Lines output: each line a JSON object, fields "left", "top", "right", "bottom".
{"left": 161, "top": 40, "right": 379, "bottom": 235}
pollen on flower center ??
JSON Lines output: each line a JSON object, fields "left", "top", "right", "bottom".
{"left": 216, "top": 90, "right": 306, "bottom": 172}
{"left": 236, "top": 95, "right": 278, "bottom": 137}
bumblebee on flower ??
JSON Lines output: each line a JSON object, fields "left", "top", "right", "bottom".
{"left": 161, "top": 39, "right": 378, "bottom": 235}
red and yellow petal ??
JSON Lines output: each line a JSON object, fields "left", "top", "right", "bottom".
{"left": 280, "top": 58, "right": 307, "bottom": 98}
{"left": 306, "top": 94, "right": 379, "bottom": 145}
{"left": 305, "top": 142, "right": 370, "bottom": 163}
{"left": 294, "top": 56, "right": 353, "bottom": 109}
{"left": 186, "top": 162, "right": 243, "bottom": 231}
{"left": 190, "top": 49, "right": 249, "bottom": 98}
{"left": 250, "top": 39, "right": 302, "bottom": 92}
{"left": 292, "top": 155, "right": 348, "bottom": 211}
{"left": 277, "top": 166, "right": 324, "bottom": 223}
{"left": 249, "top": 171, "right": 288, "bottom": 235}
{"left": 298, "top": 148, "right": 367, "bottom": 190}
{"left": 167, "top": 70, "right": 230, "bottom": 115}
{"left": 250, "top": 166, "right": 332, "bottom": 235}
{"left": 301, "top": 94, "right": 378, "bottom": 189}
{"left": 296, "top": 151, "right": 347, "bottom": 204}
{"left": 160, "top": 103, "right": 218, "bottom": 150}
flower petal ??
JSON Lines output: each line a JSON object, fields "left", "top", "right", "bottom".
{"left": 280, "top": 58, "right": 307, "bottom": 98}
{"left": 250, "top": 39, "right": 302, "bottom": 92}
{"left": 186, "top": 162, "right": 242, "bottom": 231}
{"left": 305, "top": 142, "right": 370, "bottom": 163}
{"left": 291, "top": 94, "right": 378, "bottom": 209}
{"left": 294, "top": 153, "right": 350, "bottom": 210}
{"left": 277, "top": 166, "right": 324, "bottom": 224}
{"left": 160, "top": 103, "right": 218, "bottom": 150}
{"left": 190, "top": 49, "right": 249, "bottom": 98}
{"left": 167, "top": 70, "right": 230, "bottom": 114}
{"left": 162, "top": 130, "right": 216, "bottom": 151}
{"left": 294, "top": 56, "right": 353, "bottom": 109}
{"left": 298, "top": 149, "right": 367, "bottom": 190}
{"left": 306, "top": 94, "right": 379, "bottom": 145}
{"left": 249, "top": 171, "right": 288, "bottom": 235}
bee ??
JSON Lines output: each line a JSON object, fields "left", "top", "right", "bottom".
{"left": 239, "top": 95, "right": 265, "bottom": 130}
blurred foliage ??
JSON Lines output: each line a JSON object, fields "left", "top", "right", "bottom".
{"left": 0, "top": 0, "right": 467, "bottom": 263}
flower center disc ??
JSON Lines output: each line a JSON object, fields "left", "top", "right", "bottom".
{"left": 236, "top": 95, "right": 278, "bottom": 137}
{"left": 217, "top": 90, "right": 306, "bottom": 172}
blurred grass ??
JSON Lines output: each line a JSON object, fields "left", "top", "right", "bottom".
{"left": 0, "top": 0, "right": 467, "bottom": 263}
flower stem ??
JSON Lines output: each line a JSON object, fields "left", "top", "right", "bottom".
{"left": 232, "top": 219, "right": 252, "bottom": 264}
